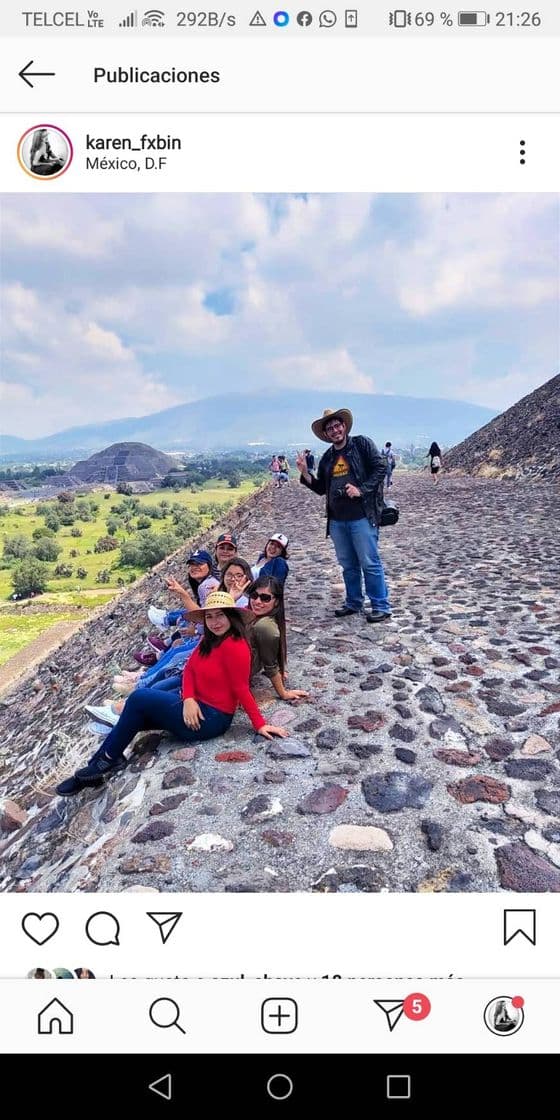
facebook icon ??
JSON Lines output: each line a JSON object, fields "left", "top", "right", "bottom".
{"left": 297, "top": 10, "right": 313, "bottom": 25}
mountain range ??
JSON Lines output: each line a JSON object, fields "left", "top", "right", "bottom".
{"left": 1, "top": 389, "right": 496, "bottom": 459}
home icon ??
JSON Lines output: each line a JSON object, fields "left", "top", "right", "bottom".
{"left": 38, "top": 998, "right": 74, "bottom": 1035}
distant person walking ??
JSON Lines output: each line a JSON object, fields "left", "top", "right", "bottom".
{"left": 269, "top": 455, "right": 281, "bottom": 487}
{"left": 277, "top": 455, "right": 290, "bottom": 485}
{"left": 304, "top": 449, "right": 315, "bottom": 475}
{"left": 296, "top": 407, "right": 391, "bottom": 623}
{"left": 427, "top": 441, "right": 443, "bottom": 483}
{"left": 381, "top": 442, "right": 396, "bottom": 489}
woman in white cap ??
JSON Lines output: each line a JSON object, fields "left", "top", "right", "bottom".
{"left": 251, "top": 533, "right": 289, "bottom": 585}
{"left": 56, "top": 592, "right": 288, "bottom": 796}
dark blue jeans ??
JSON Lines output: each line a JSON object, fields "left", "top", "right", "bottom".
{"left": 329, "top": 517, "right": 391, "bottom": 614}
{"left": 99, "top": 689, "right": 233, "bottom": 761}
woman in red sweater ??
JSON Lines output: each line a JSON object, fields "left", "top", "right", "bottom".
{"left": 56, "top": 591, "right": 287, "bottom": 796}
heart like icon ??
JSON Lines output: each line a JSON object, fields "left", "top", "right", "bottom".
{"left": 21, "top": 912, "right": 60, "bottom": 945}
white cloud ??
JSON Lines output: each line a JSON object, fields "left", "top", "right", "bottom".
{"left": 0, "top": 282, "right": 185, "bottom": 437}
{"left": 269, "top": 349, "right": 375, "bottom": 393}
{"left": 1, "top": 193, "right": 557, "bottom": 435}
{"left": 2, "top": 199, "right": 123, "bottom": 258}
{"left": 394, "top": 193, "right": 558, "bottom": 315}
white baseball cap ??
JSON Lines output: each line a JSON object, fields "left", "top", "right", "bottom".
{"left": 268, "top": 533, "right": 289, "bottom": 548}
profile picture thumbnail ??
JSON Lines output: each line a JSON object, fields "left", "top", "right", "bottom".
{"left": 483, "top": 996, "right": 524, "bottom": 1036}
{"left": 27, "top": 967, "right": 53, "bottom": 979}
{"left": 18, "top": 124, "right": 73, "bottom": 180}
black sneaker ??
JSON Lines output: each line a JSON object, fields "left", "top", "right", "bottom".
{"left": 55, "top": 774, "right": 102, "bottom": 797}
{"left": 334, "top": 606, "right": 361, "bottom": 618}
{"left": 366, "top": 611, "right": 392, "bottom": 624}
{"left": 75, "top": 752, "right": 127, "bottom": 784}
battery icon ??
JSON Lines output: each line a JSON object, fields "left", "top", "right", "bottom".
{"left": 458, "top": 11, "right": 489, "bottom": 24}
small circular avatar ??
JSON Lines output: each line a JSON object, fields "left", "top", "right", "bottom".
{"left": 483, "top": 995, "right": 524, "bottom": 1037}
{"left": 18, "top": 124, "right": 73, "bottom": 180}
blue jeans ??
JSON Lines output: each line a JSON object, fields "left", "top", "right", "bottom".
{"left": 99, "top": 690, "right": 233, "bottom": 761}
{"left": 138, "top": 636, "right": 199, "bottom": 686}
{"left": 329, "top": 517, "right": 391, "bottom": 614}
{"left": 385, "top": 465, "right": 394, "bottom": 488}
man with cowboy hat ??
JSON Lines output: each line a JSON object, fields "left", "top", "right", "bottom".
{"left": 296, "top": 408, "right": 391, "bottom": 622}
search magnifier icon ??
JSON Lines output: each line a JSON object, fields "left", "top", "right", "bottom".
{"left": 149, "top": 997, "right": 186, "bottom": 1034}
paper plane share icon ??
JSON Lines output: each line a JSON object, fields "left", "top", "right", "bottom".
{"left": 374, "top": 999, "right": 405, "bottom": 1032}
{"left": 147, "top": 912, "right": 183, "bottom": 944}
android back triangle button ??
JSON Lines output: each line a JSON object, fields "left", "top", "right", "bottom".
{"left": 147, "top": 912, "right": 183, "bottom": 944}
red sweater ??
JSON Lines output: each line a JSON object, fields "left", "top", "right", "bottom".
{"left": 181, "top": 635, "right": 266, "bottom": 731}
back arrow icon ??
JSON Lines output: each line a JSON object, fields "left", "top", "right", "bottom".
{"left": 19, "top": 60, "right": 56, "bottom": 88}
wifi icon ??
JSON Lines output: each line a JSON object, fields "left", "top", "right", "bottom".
{"left": 142, "top": 8, "right": 165, "bottom": 25}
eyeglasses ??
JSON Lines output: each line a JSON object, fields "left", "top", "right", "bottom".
{"left": 249, "top": 591, "right": 274, "bottom": 603}
{"left": 324, "top": 421, "right": 344, "bottom": 433}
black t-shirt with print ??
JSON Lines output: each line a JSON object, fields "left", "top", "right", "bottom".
{"left": 328, "top": 450, "right": 366, "bottom": 521}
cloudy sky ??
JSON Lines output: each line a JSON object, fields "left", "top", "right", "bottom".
{"left": 1, "top": 192, "right": 558, "bottom": 438}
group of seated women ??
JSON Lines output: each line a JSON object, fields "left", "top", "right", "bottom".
{"left": 56, "top": 529, "right": 307, "bottom": 797}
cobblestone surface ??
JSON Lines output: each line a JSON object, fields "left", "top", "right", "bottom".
{"left": 0, "top": 472, "right": 559, "bottom": 893}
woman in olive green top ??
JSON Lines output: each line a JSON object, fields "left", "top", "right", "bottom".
{"left": 247, "top": 574, "right": 308, "bottom": 703}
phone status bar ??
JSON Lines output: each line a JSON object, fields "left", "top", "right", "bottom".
{"left": 3, "top": 4, "right": 560, "bottom": 35}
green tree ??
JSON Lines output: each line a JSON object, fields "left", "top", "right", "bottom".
{"left": 32, "top": 526, "right": 56, "bottom": 541}
{"left": 94, "top": 536, "right": 119, "bottom": 553}
{"left": 75, "top": 500, "right": 94, "bottom": 522}
{"left": 106, "top": 516, "right": 124, "bottom": 536}
{"left": 119, "top": 529, "right": 180, "bottom": 570}
{"left": 57, "top": 490, "right": 75, "bottom": 504}
{"left": 42, "top": 509, "right": 61, "bottom": 532}
{"left": 76, "top": 566, "right": 87, "bottom": 579}
{"left": 33, "top": 537, "right": 62, "bottom": 562}
{"left": 3, "top": 534, "right": 31, "bottom": 559}
{"left": 12, "top": 557, "right": 49, "bottom": 597}
{"left": 96, "top": 568, "right": 111, "bottom": 583}
{"left": 54, "top": 562, "right": 73, "bottom": 577}
{"left": 136, "top": 515, "right": 151, "bottom": 530}
{"left": 116, "top": 482, "right": 133, "bottom": 495}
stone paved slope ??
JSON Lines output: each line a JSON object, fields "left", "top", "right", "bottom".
{"left": 444, "top": 373, "right": 560, "bottom": 481}
{"left": 0, "top": 475, "right": 559, "bottom": 893}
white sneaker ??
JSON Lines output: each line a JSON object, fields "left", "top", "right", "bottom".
{"left": 148, "top": 605, "right": 168, "bottom": 627}
{"left": 84, "top": 704, "right": 120, "bottom": 727}
{"left": 86, "top": 720, "right": 114, "bottom": 736}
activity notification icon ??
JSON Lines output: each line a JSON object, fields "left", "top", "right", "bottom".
{"left": 374, "top": 992, "right": 431, "bottom": 1032}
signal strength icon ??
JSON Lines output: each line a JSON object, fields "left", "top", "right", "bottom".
{"left": 142, "top": 8, "right": 165, "bottom": 25}
{"left": 119, "top": 10, "right": 138, "bottom": 26}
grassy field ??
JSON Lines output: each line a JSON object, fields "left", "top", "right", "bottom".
{"left": 0, "top": 479, "right": 260, "bottom": 666}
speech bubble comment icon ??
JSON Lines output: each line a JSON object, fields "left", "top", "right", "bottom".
{"left": 85, "top": 911, "right": 120, "bottom": 946}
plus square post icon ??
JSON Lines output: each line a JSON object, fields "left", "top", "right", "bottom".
{"left": 261, "top": 998, "right": 298, "bottom": 1034}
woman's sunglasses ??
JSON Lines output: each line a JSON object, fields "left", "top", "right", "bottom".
{"left": 249, "top": 591, "right": 274, "bottom": 603}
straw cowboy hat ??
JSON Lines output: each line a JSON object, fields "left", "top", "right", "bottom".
{"left": 311, "top": 407, "right": 354, "bottom": 443}
{"left": 186, "top": 590, "right": 249, "bottom": 624}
